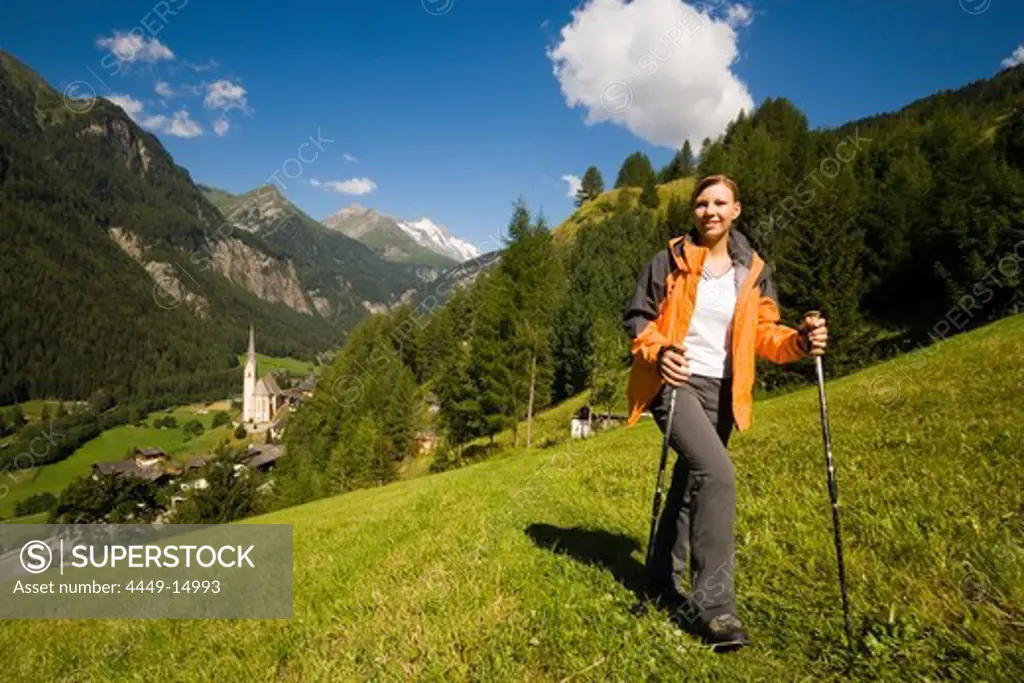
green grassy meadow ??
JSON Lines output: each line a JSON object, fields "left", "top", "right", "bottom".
{"left": 0, "top": 403, "right": 240, "bottom": 519}
{"left": 239, "top": 353, "right": 317, "bottom": 378}
{"left": 2, "top": 315, "right": 1022, "bottom": 680}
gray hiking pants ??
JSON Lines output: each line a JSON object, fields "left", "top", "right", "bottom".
{"left": 649, "top": 374, "right": 737, "bottom": 622}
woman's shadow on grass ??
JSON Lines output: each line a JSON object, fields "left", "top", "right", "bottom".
{"left": 524, "top": 523, "right": 648, "bottom": 600}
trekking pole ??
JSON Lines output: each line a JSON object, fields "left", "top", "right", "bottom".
{"left": 644, "top": 384, "right": 677, "bottom": 578}
{"left": 630, "top": 381, "right": 678, "bottom": 618}
{"left": 806, "top": 310, "right": 854, "bottom": 652}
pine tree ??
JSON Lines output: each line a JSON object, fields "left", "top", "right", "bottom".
{"left": 658, "top": 140, "right": 696, "bottom": 183}
{"left": 615, "top": 151, "right": 656, "bottom": 188}
{"left": 495, "top": 203, "right": 564, "bottom": 447}
{"left": 588, "top": 314, "right": 627, "bottom": 421}
{"left": 697, "top": 138, "right": 729, "bottom": 178}
{"left": 575, "top": 166, "right": 605, "bottom": 207}
{"left": 436, "top": 340, "right": 482, "bottom": 448}
{"left": 776, "top": 155, "right": 866, "bottom": 375}
{"left": 640, "top": 173, "right": 660, "bottom": 209}
{"left": 665, "top": 196, "right": 690, "bottom": 238}
{"left": 465, "top": 271, "right": 517, "bottom": 444}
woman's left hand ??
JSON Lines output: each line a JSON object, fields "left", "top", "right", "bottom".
{"left": 799, "top": 312, "right": 828, "bottom": 356}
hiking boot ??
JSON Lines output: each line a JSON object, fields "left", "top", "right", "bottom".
{"left": 696, "top": 613, "right": 749, "bottom": 652}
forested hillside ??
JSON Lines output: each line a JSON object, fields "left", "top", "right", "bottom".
{"left": 277, "top": 64, "right": 1024, "bottom": 509}
{"left": 0, "top": 54, "right": 304, "bottom": 404}
{"left": 0, "top": 51, "right": 412, "bottom": 404}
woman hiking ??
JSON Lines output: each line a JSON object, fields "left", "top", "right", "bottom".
{"left": 622, "top": 174, "right": 828, "bottom": 651}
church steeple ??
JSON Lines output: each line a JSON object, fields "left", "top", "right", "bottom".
{"left": 247, "top": 324, "right": 256, "bottom": 366}
{"left": 243, "top": 324, "right": 258, "bottom": 423}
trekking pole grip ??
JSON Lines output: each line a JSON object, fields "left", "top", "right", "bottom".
{"left": 803, "top": 309, "right": 825, "bottom": 357}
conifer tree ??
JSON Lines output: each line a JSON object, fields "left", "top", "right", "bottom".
{"left": 640, "top": 173, "right": 660, "bottom": 209}
{"left": 665, "top": 196, "right": 690, "bottom": 238}
{"left": 658, "top": 140, "right": 696, "bottom": 183}
{"left": 588, "top": 314, "right": 627, "bottom": 421}
{"left": 495, "top": 202, "right": 564, "bottom": 447}
{"left": 575, "top": 166, "right": 605, "bottom": 207}
{"left": 776, "top": 154, "right": 866, "bottom": 375}
{"left": 615, "top": 151, "right": 656, "bottom": 188}
{"left": 435, "top": 340, "right": 482, "bottom": 448}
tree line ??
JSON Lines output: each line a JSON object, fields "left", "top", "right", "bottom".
{"left": 43, "top": 67, "right": 1023, "bottom": 520}
{"left": 277, "top": 65, "right": 1024, "bottom": 508}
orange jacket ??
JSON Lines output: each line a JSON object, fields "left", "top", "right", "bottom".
{"left": 623, "top": 229, "right": 809, "bottom": 431}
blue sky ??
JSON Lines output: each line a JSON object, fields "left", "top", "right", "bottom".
{"left": 2, "top": 0, "right": 1023, "bottom": 251}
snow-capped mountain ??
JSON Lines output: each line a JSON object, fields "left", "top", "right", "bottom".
{"left": 396, "top": 217, "right": 479, "bottom": 263}
{"left": 322, "top": 204, "right": 479, "bottom": 268}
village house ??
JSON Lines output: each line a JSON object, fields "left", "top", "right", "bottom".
{"left": 244, "top": 443, "right": 286, "bottom": 472}
{"left": 92, "top": 447, "right": 173, "bottom": 484}
{"left": 569, "top": 406, "right": 630, "bottom": 439}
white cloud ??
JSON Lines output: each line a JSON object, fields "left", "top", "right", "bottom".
{"left": 725, "top": 4, "right": 753, "bottom": 28}
{"left": 183, "top": 59, "right": 220, "bottom": 73}
{"left": 547, "top": 0, "right": 754, "bottom": 149}
{"left": 1002, "top": 45, "right": 1024, "bottom": 69}
{"left": 165, "top": 110, "right": 204, "bottom": 138}
{"left": 213, "top": 117, "right": 230, "bottom": 136}
{"left": 141, "top": 114, "right": 168, "bottom": 129}
{"left": 562, "top": 174, "right": 582, "bottom": 198}
{"left": 96, "top": 31, "right": 174, "bottom": 63}
{"left": 343, "top": 152, "right": 358, "bottom": 163}
{"left": 312, "top": 178, "right": 377, "bottom": 195}
{"left": 204, "top": 79, "right": 250, "bottom": 112}
{"left": 142, "top": 110, "right": 204, "bottom": 139}
{"left": 104, "top": 94, "right": 145, "bottom": 120}
{"left": 155, "top": 81, "right": 175, "bottom": 98}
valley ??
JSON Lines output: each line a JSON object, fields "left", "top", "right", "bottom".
{"left": 1, "top": 8, "right": 1023, "bottom": 678}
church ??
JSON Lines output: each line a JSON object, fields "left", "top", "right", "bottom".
{"left": 242, "top": 326, "right": 284, "bottom": 424}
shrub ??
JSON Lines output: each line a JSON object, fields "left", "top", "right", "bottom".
{"left": 14, "top": 492, "right": 58, "bottom": 517}
{"left": 182, "top": 419, "right": 204, "bottom": 437}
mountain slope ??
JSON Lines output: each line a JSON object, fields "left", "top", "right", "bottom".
{"left": 201, "top": 185, "right": 429, "bottom": 325}
{"left": 408, "top": 249, "right": 503, "bottom": 308}
{"left": 4, "top": 314, "right": 1020, "bottom": 680}
{"left": 323, "top": 204, "right": 471, "bottom": 268}
{"left": 0, "top": 51, "right": 338, "bottom": 402}
{"left": 553, "top": 177, "right": 695, "bottom": 245}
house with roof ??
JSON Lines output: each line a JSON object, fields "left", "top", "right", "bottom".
{"left": 92, "top": 456, "right": 173, "bottom": 485}
{"left": 244, "top": 444, "right": 286, "bottom": 472}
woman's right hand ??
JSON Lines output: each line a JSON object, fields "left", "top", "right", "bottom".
{"left": 657, "top": 344, "right": 691, "bottom": 386}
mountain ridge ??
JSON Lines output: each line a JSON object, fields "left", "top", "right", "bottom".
{"left": 199, "top": 183, "right": 432, "bottom": 326}
{"left": 322, "top": 203, "right": 476, "bottom": 268}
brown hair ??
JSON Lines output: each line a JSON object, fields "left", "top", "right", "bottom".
{"left": 689, "top": 174, "right": 740, "bottom": 208}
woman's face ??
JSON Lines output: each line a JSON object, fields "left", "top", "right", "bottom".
{"left": 692, "top": 182, "right": 741, "bottom": 243}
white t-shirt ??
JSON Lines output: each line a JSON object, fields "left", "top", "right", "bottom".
{"left": 683, "top": 266, "right": 737, "bottom": 378}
